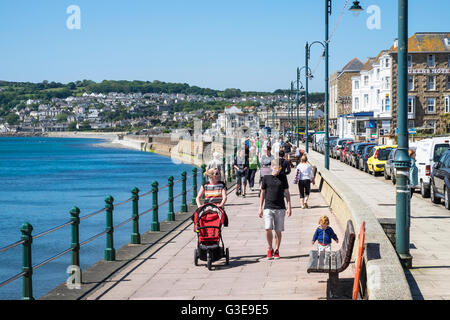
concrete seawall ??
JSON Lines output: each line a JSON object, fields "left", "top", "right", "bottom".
{"left": 309, "top": 153, "right": 412, "bottom": 300}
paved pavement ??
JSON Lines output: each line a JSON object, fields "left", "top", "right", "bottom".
{"left": 306, "top": 145, "right": 450, "bottom": 300}
{"left": 85, "top": 170, "right": 354, "bottom": 300}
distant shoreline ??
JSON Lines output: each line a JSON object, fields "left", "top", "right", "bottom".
{"left": 0, "top": 131, "right": 144, "bottom": 152}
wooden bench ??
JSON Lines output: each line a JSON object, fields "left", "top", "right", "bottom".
{"left": 307, "top": 220, "right": 356, "bottom": 298}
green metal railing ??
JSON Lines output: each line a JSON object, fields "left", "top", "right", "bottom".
{"left": 0, "top": 162, "right": 227, "bottom": 300}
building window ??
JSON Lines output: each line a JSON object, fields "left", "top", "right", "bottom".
{"left": 354, "top": 97, "right": 359, "bottom": 110}
{"left": 426, "top": 97, "right": 436, "bottom": 113}
{"left": 407, "top": 55, "right": 412, "bottom": 67}
{"left": 408, "top": 97, "right": 415, "bottom": 115}
{"left": 446, "top": 97, "right": 450, "bottom": 113}
{"left": 355, "top": 80, "right": 359, "bottom": 90}
{"left": 408, "top": 76, "right": 414, "bottom": 91}
{"left": 385, "top": 97, "right": 390, "bottom": 112}
{"left": 385, "top": 77, "right": 390, "bottom": 90}
{"left": 408, "top": 120, "right": 415, "bottom": 129}
{"left": 427, "top": 54, "right": 435, "bottom": 67}
{"left": 385, "top": 58, "right": 390, "bottom": 68}
{"left": 377, "top": 89, "right": 380, "bottom": 104}
{"left": 364, "top": 76, "right": 369, "bottom": 86}
{"left": 427, "top": 76, "right": 436, "bottom": 91}
{"left": 376, "top": 69, "right": 380, "bottom": 80}
{"left": 447, "top": 76, "right": 450, "bottom": 90}
{"left": 364, "top": 94, "right": 369, "bottom": 108}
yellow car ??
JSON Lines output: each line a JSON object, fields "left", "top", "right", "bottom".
{"left": 367, "top": 145, "right": 398, "bottom": 176}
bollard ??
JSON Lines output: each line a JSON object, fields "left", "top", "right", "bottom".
{"left": 181, "top": 172, "right": 188, "bottom": 212}
{"left": 131, "top": 187, "right": 141, "bottom": 244}
{"left": 70, "top": 207, "right": 82, "bottom": 283}
{"left": 104, "top": 195, "right": 116, "bottom": 261}
{"left": 21, "top": 222, "right": 34, "bottom": 300}
{"left": 151, "top": 181, "right": 160, "bottom": 231}
{"left": 168, "top": 177, "right": 175, "bottom": 221}
{"left": 192, "top": 167, "right": 198, "bottom": 205}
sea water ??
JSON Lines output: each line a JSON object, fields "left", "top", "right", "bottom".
{"left": 0, "top": 137, "right": 195, "bottom": 300}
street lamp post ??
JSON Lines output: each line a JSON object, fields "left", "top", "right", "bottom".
{"left": 298, "top": 64, "right": 313, "bottom": 153}
{"left": 290, "top": 81, "right": 294, "bottom": 142}
{"left": 296, "top": 68, "right": 300, "bottom": 148}
{"left": 394, "top": 0, "right": 412, "bottom": 268}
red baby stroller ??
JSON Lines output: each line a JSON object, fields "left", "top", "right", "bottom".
{"left": 192, "top": 203, "right": 230, "bottom": 270}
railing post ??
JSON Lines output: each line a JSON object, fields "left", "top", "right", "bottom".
{"left": 70, "top": 207, "right": 81, "bottom": 282}
{"left": 151, "top": 181, "right": 160, "bottom": 231}
{"left": 192, "top": 167, "right": 198, "bottom": 205}
{"left": 21, "top": 223, "right": 34, "bottom": 300}
{"left": 181, "top": 171, "right": 188, "bottom": 212}
{"left": 201, "top": 164, "right": 207, "bottom": 201}
{"left": 168, "top": 176, "right": 175, "bottom": 221}
{"left": 131, "top": 187, "right": 141, "bottom": 244}
{"left": 104, "top": 195, "right": 116, "bottom": 261}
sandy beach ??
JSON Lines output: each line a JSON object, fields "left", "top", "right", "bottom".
{"left": 46, "top": 132, "right": 144, "bottom": 151}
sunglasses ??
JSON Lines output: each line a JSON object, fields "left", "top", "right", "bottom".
{"left": 213, "top": 172, "right": 220, "bottom": 176}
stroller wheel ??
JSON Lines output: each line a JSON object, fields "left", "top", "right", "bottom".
{"left": 207, "top": 251, "right": 212, "bottom": 271}
{"left": 225, "top": 248, "right": 230, "bottom": 265}
{"left": 194, "top": 249, "right": 199, "bottom": 266}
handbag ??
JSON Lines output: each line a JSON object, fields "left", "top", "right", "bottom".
{"left": 293, "top": 169, "right": 301, "bottom": 184}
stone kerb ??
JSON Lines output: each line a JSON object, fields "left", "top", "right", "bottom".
{"left": 311, "top": 158, "right": 412, "bottom": 300}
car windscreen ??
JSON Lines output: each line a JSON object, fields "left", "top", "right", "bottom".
{"left": 434, "top": 144, "right": 450, "bottom": 162}
{"left": 378, "top": 148, "right": 392, "bottom": 160}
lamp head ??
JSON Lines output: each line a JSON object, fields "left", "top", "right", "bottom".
{"left": 349, "top": 1, "right": 363, "bottom": 17}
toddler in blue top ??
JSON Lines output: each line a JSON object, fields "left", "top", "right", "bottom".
{"left": 312, "top": 216, "right": 339, "bottom": 253}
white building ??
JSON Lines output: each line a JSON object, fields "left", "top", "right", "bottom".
{"left": 216, "top": 106, "right": 260, "bottom": 137}
{"left": 339, "top": 50, "right": 393, "bottom": 141}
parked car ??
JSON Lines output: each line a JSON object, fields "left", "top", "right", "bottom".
{"left": 354, "top": 143, "right": 376, "bottom": 169}
{"left": 367, "top": 145, "right": 397, "bottom": 176}
{"left": 333, "top": 138, "right": 353, "bottom": 160}
{"left": 384, "top": 148, "right": 398, "bottom": 183}
{"left": 416, "top": 136, "right": 450, "bottom": 198}
{"left": 360, "top": 144, "right": 377, "bottom": 172}
{"left": 430, "top": 149, "right": 450, "bottom": 209}
{"left": 343, "top": 142, "right": 358, "bottom": 164}
{"left": 312, "top": 132, "right": 325, "bottom": 151}
{"left": 347, "top": 142, "right": 362, "bottom": 167}
{"left": 340, "top": 141, "right": 354, "bottom": 162}
{"left": 326, "top": 136, "right": 339, "bottom": 156}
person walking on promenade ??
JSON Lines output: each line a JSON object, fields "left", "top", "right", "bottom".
{"left": 294, "top": 154, "right": 315, "bottom": 209}
{"left": 312, "top": 216, "right": 338, "bottom": 253}
{"left": 234, "top": 149, "right": 249, "bottom": 197}
{"left": 247, "top": 146, "right": 260, "bottom": 192}
{"left": 409, "top": 149, "right": 418, "bottom": 198}
{"left": 207, "top": 151, "right": 225, "bottom": 182}
{"left": 258, "top": 159, "right": 292, "bottom": 260}
{"left": 259, "top": 146, "right": 274, "bottom": 193}
{"left": 194, "top": 168, "right": 228, "bottom": 232}
{"left": 196, "top": 168, "right": 227, "bottom": 208}
{"left": 256, "top": 137, "right": 261, "bottom": 157}
{"left": 278, "top": 150, "right": 291, "bottom": 180}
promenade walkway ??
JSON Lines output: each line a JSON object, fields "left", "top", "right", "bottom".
{"left": 85, "top": 169, "right": 354, "bottom": 300}
{"left": 306, "top": 145, "right": 450, "bottom": 300}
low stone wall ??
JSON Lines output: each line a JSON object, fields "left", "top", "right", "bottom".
{"left": 311, "top": 159, "right": 412, "bottom": 300}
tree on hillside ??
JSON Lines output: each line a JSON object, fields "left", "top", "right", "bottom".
{"left": 5, "top": 113, "right": 20, "bottom": 125}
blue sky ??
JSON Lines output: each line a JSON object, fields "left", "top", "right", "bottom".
{"left": 0, "top": 0, "right": 449, "bottom": 92}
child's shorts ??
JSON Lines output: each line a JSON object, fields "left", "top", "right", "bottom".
{"left": 263, "top": 209, "right": 285, "bottom": 232}
{"left": 317, "top": 244, "right": 331, "bottom": 253}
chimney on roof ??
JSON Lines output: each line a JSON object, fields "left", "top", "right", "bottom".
{"left": 394, "top": 38, "right": 398, "bottom": 48}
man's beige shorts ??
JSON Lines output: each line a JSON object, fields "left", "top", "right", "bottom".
{"left": 263, "top": 209, "right": 286, "bottom": 232}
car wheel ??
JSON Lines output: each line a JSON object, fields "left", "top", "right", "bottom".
{"left": 445, "top": 188, "right": 450, "bottom": 210}
{"left": 431, "top": 183, "right": 441, "bottom": 204}
{"left": 392, "top": 173, "right": 396, "bottom": 185}
{"left": 421, "top": 181, "right": 430, "bottom": 198}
